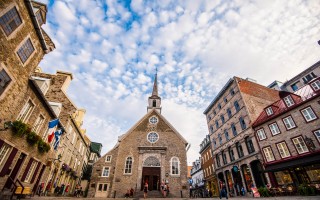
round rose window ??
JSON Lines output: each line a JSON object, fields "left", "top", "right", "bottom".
{"left": 147, "top": 132, "right": 159, "bottom": 143}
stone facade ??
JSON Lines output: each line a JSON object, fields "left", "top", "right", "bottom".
{"left": 0, "top": 0, "right": 56, "bottom": 196}
{"left": 253, "top": 77, "right": 320, "bottom": 188}
{"left": 204, "top": 77, "right": 280, "bottom": 197}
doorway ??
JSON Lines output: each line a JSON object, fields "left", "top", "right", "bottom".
{"left": 141, "top": 167, "right": 160, "bottom": 191}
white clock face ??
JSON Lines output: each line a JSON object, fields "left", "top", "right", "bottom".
{"left": 147, "top": 132, "right": 159, "bottom": 143}
{"left": 149, "top": 116, "right": 158, "bottom": 124}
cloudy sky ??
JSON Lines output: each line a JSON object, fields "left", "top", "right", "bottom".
{"left": 38, "top": 0, "right": 320, "bottom": 164}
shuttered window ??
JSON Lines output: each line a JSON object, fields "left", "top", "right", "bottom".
{"left": 0, "top": 147, "right": 17, "bottom": 177}
{"left": 30, "top": 162, "right": 41, "bottom": 183}
{"left": 24, "top": 160, "right": 37, "bottom": 182}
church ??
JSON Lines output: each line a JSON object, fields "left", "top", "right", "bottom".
{"left": 88, "top": 73, "right": 189, "bottom": 198}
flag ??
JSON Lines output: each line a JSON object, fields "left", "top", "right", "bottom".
{"left": 47, "top": 119, "right": 59, "bottom": 143}
{"left": 53, "top": 129, "right": 64, "bottom": 150}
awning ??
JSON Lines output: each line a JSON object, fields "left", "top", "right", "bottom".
{"left": 264, "top": 153, "right": 320, "bottom": 172}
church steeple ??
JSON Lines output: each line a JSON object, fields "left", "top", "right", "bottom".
{"left": 147, "top": 71, "right": 161, "bottom": 113}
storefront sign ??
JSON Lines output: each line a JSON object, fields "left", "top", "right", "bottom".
{"left": 251, "top": 187, "right": 260, "bottom": 197}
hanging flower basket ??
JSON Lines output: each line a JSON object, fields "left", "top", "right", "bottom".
{"left": 26, "top": 131, "right": 41, "bottom": 146}
{"left": 37, "top": 140, "right": 50, "bottom": 153}
{"left": 11, "top": 121, "right": 30, "bottom": 137}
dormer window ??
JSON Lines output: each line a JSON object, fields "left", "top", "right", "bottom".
{"left": 36, "top": 11, "right": 44, "bottom": 26}
{"left": 311, "top": 80, "right": 320, "bottom": 91}
{"left": 49, "top": 102, "right": 62, "bottom": 116}
{"left": 265, "top": 107, "right": 273, "bottom": 116}
{"left": 283, "top": 95, "right": 294, "bottom": 107}
{"left": 33, "top": 76, "right": 51, "bottom": 95}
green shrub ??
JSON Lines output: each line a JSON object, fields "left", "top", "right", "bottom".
{"left": 298, "top": 184, "right": 316, "bottom": 196}
{"left": 258, "top": 187, "right": 270, "bottom": 197}
{"left": 26, "top": 131, "right": 41, "bottom": 146}
{"left": 11, "top": 121, "right": 29, "bottom": 137}
{"left": 38, "top": 140, "right": 51, "bottom": 153}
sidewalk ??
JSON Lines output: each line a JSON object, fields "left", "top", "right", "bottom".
{"left": 31, "top": 196, "right": 320, "bottom": 200}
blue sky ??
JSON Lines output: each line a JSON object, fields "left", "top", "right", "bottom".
{"left": 38, "top": 0, "right": 320, "bottom": 164}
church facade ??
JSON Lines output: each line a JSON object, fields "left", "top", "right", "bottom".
{"left": 88, "top": 74, "right": 189, "bottom": 198}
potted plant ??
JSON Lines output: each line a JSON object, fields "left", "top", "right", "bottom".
{"left": 11, "top": 121, "right": 29, "bottom": 137}
{"left": 38, "top": 140, "right": 51, "bottom": 153}
{"left": 26, "top": 131, "right": 41, "bottom": 146}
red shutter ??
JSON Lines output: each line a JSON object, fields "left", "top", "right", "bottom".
{"left": 0, "top": 147, "right": 18, "bottom": 177}
{"left": 21, "top": 158, "right": 34, "bottom": 181}
{"left": 30, "top": 161, "right": 41, "bottom": 183}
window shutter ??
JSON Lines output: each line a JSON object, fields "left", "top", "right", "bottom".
{"left": 30, "top": 161, "right": 41, "bottom": 183}
{"left": 0, "top": 147, "right": 18, "bottom": 177}
{"left": 0, "top": 139, "right": 4, "bottom": 148}
{"left": 21, "top": 158, "right": 34, "bottom": 181}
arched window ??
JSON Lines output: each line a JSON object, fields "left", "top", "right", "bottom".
{"left": 124, "top": 157, "right": 133, "bottom": 174}
{"left": 153, "top": 100, "right": 156, "bottom": 107}
{"left": 170, "top": 157, "right": 180, "bottom": 175}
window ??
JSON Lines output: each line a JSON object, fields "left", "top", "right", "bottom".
{"left": 218, "top": 134, "right": 222, "bottom": 145}
{"left": 0, "top": 143, "right": 12, "bottom": 169}
{"left": 71, "top": 132, "right": 76, "bottom": 144}
{"left": 0, "top": 7, "right": 22, "bottom": 36}
{"left": 216, "top": 154, "right": 221, "bottom": 167}
{"left": 124, "top": 157, "right": 133, "bottom": 174}
{"left": 269, "top": 123, "right": 280, "bottom": 135}
{"left": 277, "top": 142, "right": 290, "bottom": 158}
{"left": 303, "top": 73, "right": 316, "bottom": 83}
{"left": 215, "top": 120, "right": 219, "bottom": 129}
{"left": 301, "top": 107, "right": 317, "bottom": 122}
{"left": 222, "top": 151, "right": 227, "bottom": 165}
{"left": 245, "top": 137, "right": 255, "bottom": 154}
{"left": 210, "top": 125, "right": 214, "bottom": 134}
{"left": 32, "top": 114, "right": 45, "bottom": 134}
{"left": 213, "top": 110, "right": 216, "bottom": 115}
{"left": 208, "top": 115, "right": 211, "bottom": 121}
{"left": 97, "top": 183, "right": 108, "bottom": 191}
{"left": 283, "top": 116, "right": 296, "bottom": 130}
{"left": 171, "top": 157, "right": 180, "bottom": 175}
{"left": 292, "top": 136, "right": 309, "bottom": 154}
{"left": 147, "top": 132, "right": 159, "bottom": 143}
{"left": 221, "top": 115, "right": 225, "bottom": 124}
{"left": 230, "top": 88, "right": 235, "bottom": 96}
{"left": 283, "top": 95, "right": 294, "bottom": 107}
{"left": 213, "top": 139, "right": 217, "bottom": 149}
{"left": 311, "top": 80, "right": 320, "bottom": 91}
{"left": 17, "top": 100, "right": 35, "bottom": 122}
{"left": 228, "top": 147, "right": 235, "bottom": 161}
{"left": 234, "top": 101, "right": 240, "bottom": 112}
{"left": 36, "top": 11, "right": 43, "bottom": 26}
{"left": 149, "top": 116, "right": 158, "bottom": 124}
{"left": 290, "top": 82, "right": 299, "bottom": 91}
{"left": 17, "top": 38, "right": 35, "bottom": 63}
{"left": 256, "top": 128, "right": 266, "bottom": 140}
{"left": 227, "top": 108, "right": 232, "bottom": 119}
{"left": 236, "top": 142, "right": 244, "bottom": 158}
{"left": 218, "top": 103, "right": 221, "bottom": 110}
{"left": 239, "top": 117, "right": 246, "bottom": 130}
{"left": 265, "top": 107, "right": 273, "bottom": 116}
{"left": 224, "top": 97, "right": 227, "bottom": 103}
{"left": 40, "top": 81, "right": 49, "bottom": 94}
{"left": 231, "top": 123, "right": 237, "bottom": 136}
{"left": 314, "top": 130, "right": 320, "bottom": 143}
{"left": 0, "top": 68, "right": 12, "bottom": 96}
{"left": 152, "top": 100, "right": 156, "bottom": 107}
{"left": 101, "top": 167, "right": 110, "bottom": 177}
{"left": 224, "top": 130, "right": 229, "bottom": 141}
{"left": 25, "top": 161, "right": 37, "bottom": 182}
{"left": 105, "top": 156, "right": 112, "bottom": 162}
{"left": 263, "top": 147, "right": 275, "bottom": 162}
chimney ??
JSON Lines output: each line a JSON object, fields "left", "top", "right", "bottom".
{"left": 56, "top": 71, "right": 73, "bottom": 92}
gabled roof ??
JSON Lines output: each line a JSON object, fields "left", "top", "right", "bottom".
{"left": 252, "top": 80, "right": 320, "bottom": 127}
{"left": 119, "top": 109, "right": 188, "bottom": 146}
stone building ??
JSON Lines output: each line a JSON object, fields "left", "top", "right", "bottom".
{"left": 199, "top": 135, "right": 218, "bottom": 196}
{"left": 88, "top": 73, "right": 189, "bottom": 198}
{"left": 252, "top": 77, "right": 320, "bottom": 189}
{"left": 33, "top": 71, "right": 90, "bottom": 195}
{"left": 0, "top": 0, "right": 56, "bottom": 197}
{"left": 203, "top": 77, "right": 281, "bottom": 197}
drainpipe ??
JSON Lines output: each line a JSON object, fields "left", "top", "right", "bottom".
{"left": 25, "top": 0, "right": 48, "bottom": 53}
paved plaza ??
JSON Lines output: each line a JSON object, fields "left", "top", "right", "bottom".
{"left": 30, "top": 196, "right": 320, "bottom": 200}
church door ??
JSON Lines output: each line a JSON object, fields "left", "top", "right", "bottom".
{"left": 141, "top": 167, "right": 160, "bottom": 191}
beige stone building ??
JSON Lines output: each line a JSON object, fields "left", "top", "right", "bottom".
{"left": 253, "top": 77, "right": 320, "bottom": 190}
{"left": 0, "top": 0, "right": 57, "bottom": 198}
{"left": 88, "top": 74, "right": 189, "bottom": 198}
{"left": 33, "top": 71, "right": 90, "bottom": 195}
{"left": 204, "top": 77, "right": 281, "bottom": 197}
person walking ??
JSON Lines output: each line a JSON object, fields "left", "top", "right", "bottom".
{"left": 163, "top": 183, "right": 168, "bottom": 198}
{"left": 219, "top": 181, "right": 228, "bottom": 199}
{"left": 143, "top": 182, "right": 148, "bottom": 198}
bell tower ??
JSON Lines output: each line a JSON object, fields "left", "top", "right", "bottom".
{"left": 147, "top": 71, "right": 161, "bottom": 113}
